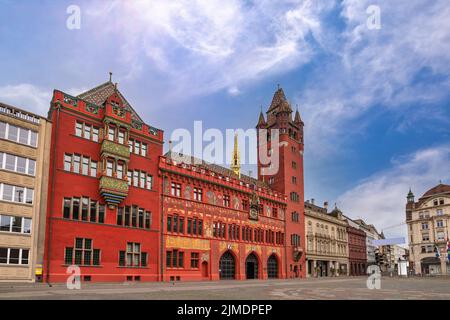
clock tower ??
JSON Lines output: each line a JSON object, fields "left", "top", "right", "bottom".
{"left": 256, "top": 87, "right": 306, "bottom": 278}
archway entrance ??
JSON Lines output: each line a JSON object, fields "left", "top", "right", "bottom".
{"left": 245, "top": 253, "right": 259, "bottom": 279}
{"left": 267, "top": 255, "right": 279, "bottom": 279}
{"left": 219, "top": 251, "right": 235, "bottom": 280}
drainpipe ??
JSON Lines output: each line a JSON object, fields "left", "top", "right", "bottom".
{"left": 45, "top": 103, "right": 60, "bottom": 286}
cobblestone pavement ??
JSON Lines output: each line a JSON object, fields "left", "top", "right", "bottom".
{"left": 0, "top": 276, "right": 449, "bottom": 300}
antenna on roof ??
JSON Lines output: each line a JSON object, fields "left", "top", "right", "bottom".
{"left": 109, "top": 72, "right": 113, "bottom": 82}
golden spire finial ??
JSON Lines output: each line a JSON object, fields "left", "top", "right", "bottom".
{"left": 231, "top": 133, "right": 241, "bottom": 178}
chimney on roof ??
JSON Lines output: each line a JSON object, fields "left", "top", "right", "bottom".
{"left": 306, "top": 200, "right": 310, "bottom": 204}
{"left": 324, "top": 201, "right": 329, "bottom": 211}
{"left": 311, "top": 198, "right": 315, "bottom": 205}
{"left": 169, "top": 140, "right": 173, "bottom": 154}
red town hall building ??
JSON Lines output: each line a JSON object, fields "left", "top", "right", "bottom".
{"left": 43, "top": 80, "right": 306, "bottom": 282}
{"left": 44, "top": 82, "right": 164, "bottom": 282}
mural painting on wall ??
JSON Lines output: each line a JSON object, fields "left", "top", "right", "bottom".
{"left": 265, "top": 205, "right": 271, "bottom": 217}
{"left": 232, "top": 196, "right": 240, "bottom": 210}
{"left": 184, "top": 185, "right": 192, "bottom": 200}
{"left": 206, "top": 190, "right": 217, "bottom": 205}
{"left": 163, "top": 177, "right": 170, "bottom": 194}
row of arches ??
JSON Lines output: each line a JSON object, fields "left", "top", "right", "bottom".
{"left": 219, "top": 251, "right": 279, "bottom": 280}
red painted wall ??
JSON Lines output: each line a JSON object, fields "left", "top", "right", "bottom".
{"left": 43, "top": 90, "right": 163, "bottom": 283}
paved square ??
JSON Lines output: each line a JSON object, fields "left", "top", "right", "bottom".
{"left": 0, "top": 276, "right": 450, "bottom": 300}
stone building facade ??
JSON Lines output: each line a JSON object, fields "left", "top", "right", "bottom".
{"left": 0, "top": 102, "right": 51, "bottom": 282}
{"left": 406, "top": 184, "right": 450, "bottom": 275}
{"left": 305, "top": 201, "right": 349, "bottom": 277}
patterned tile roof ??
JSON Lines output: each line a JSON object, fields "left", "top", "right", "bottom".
{"left": 77, "top": 81, "right": 143, "bottom": 122}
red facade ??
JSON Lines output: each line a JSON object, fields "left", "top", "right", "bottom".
{"left": 256, "top": 88, "right": 306, "bottom": 278}
{"left": 43, "top": 83, "right": 163, "bottom": 282}
{"left": 159, "top": 154, "right": 287, "bottom": 281}
{"left": 43, "top": 83, "right": 306, "bottom": 282}
{"left": 347, "top": 226, "right": 367, "bottom": 276}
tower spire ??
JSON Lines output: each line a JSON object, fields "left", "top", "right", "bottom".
{"left": 230, "top": 133, "right": 241, "bottom": 178}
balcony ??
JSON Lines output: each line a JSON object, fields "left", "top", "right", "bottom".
{"left": 101, "top": 139, "right": 130, "bottom": 160}
{"left": 99, "top": 175, "right": 129, "bottom": 207}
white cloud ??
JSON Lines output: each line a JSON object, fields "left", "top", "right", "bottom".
{"left": 298, "top": 0, "right": 450, "bottom": 158}
{"left": 0, "top": 84, "right": 51, "bottom": 116}
{"left": 86, "top": 0, "right": 332, "bottom": 97}
{"left": 336, "top": 145, "right": 450, "bottom": 239}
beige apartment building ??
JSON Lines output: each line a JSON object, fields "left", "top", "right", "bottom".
{"left": 0, "top": 102, "right": 51, "bottom": 282}
{"left": 305, "top": 200, "right": 349, "bottom": 277}
{"left": 406, "top": 183, "right": 450, "bottom": 276}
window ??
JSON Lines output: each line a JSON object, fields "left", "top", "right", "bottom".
{"left": 166, "top": 250, "right": 184, "bottom": 268}
{"left": 223, "top": 195, "right": 230, "bottom": 207}
{"left": 135, "top": 141, "right": 140, "bottom": 155}
{"left": 0, "top": 248, "right": 29, "bottom": 265}
{"left": 73, "top": 155, "right": 81, "bottom": 173}
{"left": 62, "top": 197, "right": 105, "bottom": 224}
{"left": 292, "top": 161, "right": 297, "bottom": 169}
{"left": 117, "top": 163, "right": 124, "bottom": 179}
{"left": 64, "top": 154, "right": 72, "bottom": 171}
{"left": 437, "top": 220, "right": 444, "bottom": 228}
{"left": 117, "top": 205, "right": 150, "bottom": 229}
{"left": 0, "top": 215, "right": 31, "bottom": 234}
{"left": 84, "top": 125, "right": 91, "bottom": 140}
{"left": 290, "top": 192, "right": 299, "bottom": 202}
{"left": 437, "top": 232, "right": 445, "bottom": 241}
{"left": 118, "top": 131, "right": 125, "bottom": 144}
{"left": 120, "top": 243, "right": 147, "bottom": 267}
{"left": 214, "top": 222, "right": 226, "bottom": 239}
{"left": 75, "top": 122, "right": 82, "bottom": 137}
{"left": 421, "top": 222, "right": 429, "bottom": 230}
{"left": 171, "top": 182, "right": 181, "bottom": 197}
{"left": 90, "top": 161, "right": 97, "bottom": 177}
{"left": 292, "top": 176, "right": 297, "bottom": 184}
{"left": 0, "top": 153, "right": 36, "bottom": 176}
{"left": 75, "top": 122, "right": 99, "bottom": 143}
{"left": 82, "top": 157, "right": 89, "bottom": 175}
{"left": 194, "top": 187, "right": 203, "bottom": 201}
{"left": 92, "top": 127, "right": 99, "bottom": 142}
{"left": 0, "top": 184, "right": 33, "bottom": 205}
{"left": 141, "top": 143, "right": 147, "bottom": 157}
{"left": 140, "top": 171, "right": 145, "bottom": 188}
{"left": 65, "top": 238, "right": 100, "bottom": 266}
{"left": 186, "top": 218, "right": 202, "bottom": 236}
{"left": 422, "top": 234, "right": 429, "bottom": 241}
{"left": 108, "top": 127, "right": 115, "bottom": 141}
{"left": 191, "top": 252, "right": 199, "bottom": 268}
{"left": 291, "top": 234, "right": 301, "bottom": 246}
{"left": 437, "top": 209, "right": 443, "bottom": 216}
{"left": 291, "top": 212, "right": 299, "bottom": 222}
{"left": 106, "top": 160, "right": 113, "bottom": 177}
{"left": 0, "top": 122, "right": 38, "bottom": 148}
{"left": 439, "top": 198, "right": 444, "bottom": 205}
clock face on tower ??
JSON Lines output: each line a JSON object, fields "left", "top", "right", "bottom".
{"left": 249, "top": 208, "right": 258, "bottom": 220}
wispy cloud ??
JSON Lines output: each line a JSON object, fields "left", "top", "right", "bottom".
{"left": 298, "top": 0, "right": 450, "bottom": 158}
{"left": 85, "top": 0, "right": 333, "bottom": 97}
{"left": 337, "top": 145, "right": 450, "bottom": 239}
{"left": 0, "top": 84, "right": 51, "bottom": 116}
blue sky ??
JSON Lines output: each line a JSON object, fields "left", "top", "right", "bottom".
{"left": 0, "top": 0, "right": 449, "bottom": 239}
